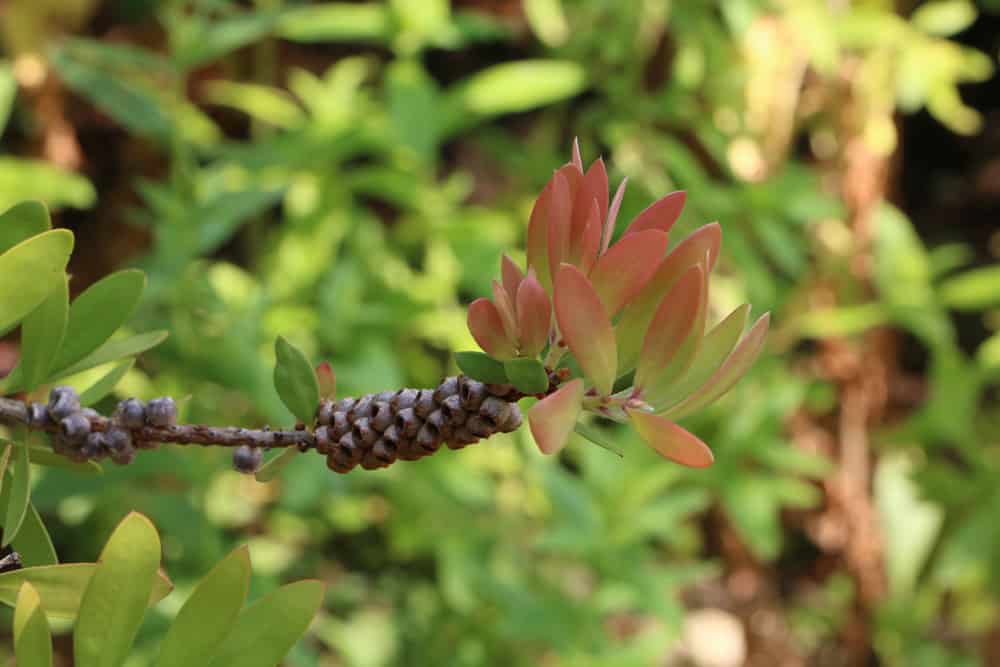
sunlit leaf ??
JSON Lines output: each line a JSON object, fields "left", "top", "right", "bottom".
{"left": 0, "top": 230, "right": 73, "bottom": 337}
{"left": 19, "top": 277, "right": 68, "bottom": 391}
{"left": 2, "top": 446, "right": 32, "bottom": 547}
{"left": 48, "top": 330, "right": 168, "bottom": 383}
{"left": 0, "top": 201, "right": 51, "bottom": 254}
{"left": 938, "top": 265, "right": 1000, "bottom": 310}
{"left": 79, "top": 359, "right": 134, "bottom": 407}
{"left": 14, "top": 582, "right": 52, "bottom": 667}
{"left": 589, "top": 230, "right": 669, "bottom": 316}
{"left": 528, "top": 379, "right": 583, "bottom": 455}
{"left": 11, "top": 502, "right": 58, "bottom": 567}
{"left": 624, "top": 191, "right": 686, "bottom": 236}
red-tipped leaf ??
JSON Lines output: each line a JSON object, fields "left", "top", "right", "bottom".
{"left": 527, "top": 180, "right": 555, "bottom": 291}
{"left": 468, "top": 298, "right": 517, "bottom": 359}
{"left": 571, "top": 138, "right": 584, "bottom": 171}
{"left": 625, "top": 190, "right": 686, "bottom": 236}
{"left": 554, "top": 264, "right": 617, "bottom": 395}
{"left": 589, "top": 229, "right": 669, "bottom": 316}
{"left": 546, "top": 169, "right": 576, "bottom": 277}
{"left": 602, "top": 177, "right": 628, "bottom": 254}
{"left": 516, "top": 270, "right": 551, "bottom": 356}
{"left": 529, "top": 379, "right": 584, "bottom": 455}
{"left": 628, "top": 410, "right": 714, "bottom": 468}
{"left": 315, "top": 361, "right": 336, "bottom": 400}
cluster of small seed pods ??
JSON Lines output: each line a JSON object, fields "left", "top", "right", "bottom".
{"left": 25, "top": 387, "right": 177, "bottom": 465}
{"left": 315, "top": 375, "right": 522, "bottom": 473}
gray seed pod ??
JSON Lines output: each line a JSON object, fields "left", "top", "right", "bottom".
{"left": 478, "top": 396, "right": 511, "bottom": 429}
{"left": 413, "top": 390, "right": 436, "bottom": 419}
{"left": 458, "top": 377, "right": 487, "bottom": 411}
{"left": 146, "top": 397, "right": 177, "bottom": 427}
{"left": 439, "top": 394, "right": 467, "bottom": 424}
{"left": 326, "top": 451, "right": 354, "bottom": 473}
{"left": 334, "top": 397, "right": 356, "bottom": 414}
{"left": 392, "top": 389, "right": 419, "bottom": 410}
{"left": 433, "top": 376, "right": 460, "bottom": 404}
{"left": 314, "top": 426, "right": 334, "bottom": 454}
{"left": 382, "top": 424, "right": 402, "bottom": 446}
{"left": 499, "top": 404, "right": 523, "bottom": 432}
{"left": 337, "top": 433, "right": 363, "bottom": 464}
{"left": 331, "top": 411, "right": 350, "bottom": 439}
{"left": 371, "top": 402, "right": 393, "bottom": 431}
{"left": 111, "top": 446, "right": 137, "bottom": 466}
{"left": 81, "top": 432, "right": 108, "bottom": 460}
{"left": 352, "top": 417, "right": 377, "bottom": 445}
{"left": 394, "top": 408, "right": 420, "bottom": 438}
{"left": 425, "top": 410, "right": 451, "bottom": 440}
{"left": 60, "top": 413, "right": 91, "bottom": 442}
{"left": 349, "top": 396, "right": 374, "bottom": 420}
{"left": 316, "top": 400, "right": 334, "bottom": 427}
{"left": 232, "top": 445, "right": 263, "bottom": 474}
{"left": 105, "top": 427, "right": 132, "bottom": 452}
{"left": 465, "top": 415, "right": 493, "bottom": 438}
{"left": 416, "top": 423, "right": 441, "bottom": 452}
{"left": 27, "top": 403, "right": 50, "bottom": 428}
{"left": 48, "top": 386, "right": 80, "bottom": 420}
{"left": 448, "top": 427, "right": 479, "bottom": 448}
{"left": 371, "top": 438, "right": 396, "bottom": 464}
{"left": 375, "top": 391, "right": 396, "bottom": 404}
{"left": 115, "top": 398, "right": 147, "bottom": 429}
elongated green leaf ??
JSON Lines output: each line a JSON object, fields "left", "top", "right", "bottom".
{"left": 455, "top": 351, "right": 509, "bottom": 385}
{"left": 277, "top": 3, "right": 389, "bottom": 43}
{"left": 48, "top": 330, "right": 168, "bottom": 382}
{"left": 448, "top": 60, "right": 587, "bottom": 118}
{"left": 175, "top": 12, "right": 280, "bottom": 70}
{"left": 503, "top": 358, "right": 549, "bottom": 394}
{"left": 14, "top": 582, "right": 52, "bottom": 667}
{"left": 0, "top": 564, "right": 172, "bottom": 619}
{"left": 0, "top": 442, "right": 11, "bottom": 493}
{"left": 27, "top": 446, "right": 102, "bottom": 475}
{"left": 273, "top": 337, "right": 320, "bottom": 424}
{"left": 12, "top": 502, "right": 58, "bottom": 566}
{"left": 0, "top": 230, "right": 73, "bottom": 337}
{"left": 155, "top": 547, "right": 251, "bottom": 667}
{"left": 3, "top": 445, "right": 31, "bottom": 546}
{"left": 573, "top": 422, "right": 623, "bottom": 457}
{"left": 20, "top": 277, "right": 69, "bottom": 391}
{"left": 0, "top": 160, "right": 95, "bottom": 213}
{"left": 74, "top": 512, "right": 162, "bottom": 667}
{"left": 51, "top": 269, "right": 146, "bottom": 375}
{"left": 254, "top": 449, "right": 300, "bottom": 483}
{"left": 0, "top": 201, "right": 51, "bottom": 254}
{"left": 938, "top": 265, "right": 1000, "bottom": 310}
{"left": 79, "top": 360, "right": 134, "bottom": 407}
{"left": 206, "top": 580, "right": 326, "bottom": 667}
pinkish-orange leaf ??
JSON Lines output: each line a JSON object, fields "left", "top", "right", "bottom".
{"left": 554, "top": 264, "right": 617, "bottom": 395}
{"left": 571, "top": 138, "right": 584, "bottom": 171}
{"left": 501, "top": 254, "right": 524, "bottom": 300}
{"left": 625, "top": 191, "right": 686, "bottom": 237}
{"left": 529, "top": 379, "right": 583, "bottom": 455}
{"left": 634, "top": 265, "right": 704, "bottom": 394}
{"left": 492, "top": 281, "right": 519, "bottom": 343}
{"left": 516, "top": 270, "right": 551, "bottom": 357}
{"left": 584, "top": 158, "right": 609, "bottom": 227}
{"left": 601, "top": 177, "right": 628, "bottom": 254}
{"left": 573, "top": 199, "right": 602, "bottom": 273}
{"left": 546, "top": 169, "right": 576, "bottom": 276}
{"left": 527, "top": 179, "right": 554, "bottom": 291}
{"left": 628, "top": 410, "right": 714, "bottom": 468}
{"left": 468, "top": 298, "right": 517, "bottom": 359}
{"left": 315, "top": 361, "right": 336, "bottom": 400}
{"left": 589, "top": 229, "right": 669, "bottom": 317}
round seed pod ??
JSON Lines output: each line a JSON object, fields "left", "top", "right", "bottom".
{"left": 371, "top": 402, "right": 393, "bottom": 431}
{"left": 146, "top": 397, "right": 177, "bottom": 427}
{"left": 326, "top": 451, "right": 355, "bottom": 473}
{"left": 433, "top": 376, "right": 459, "bottom": 404}
{"left": 371, "top": 439, "right": 396, "bottom": 465}
{"left": 382, "top": 424, "right": 401, "bottom": 446}
{"left": 425, "top": 409, "right": 452, "bottom": 440}
{"left": 48, "top": 386, "right": 80, "bottom": 420}
{"left": 331, "top": 411, "right": 350, "bottom": 439}
{"left": 392, "top": 389, "right": 419, "bottom": 410}
{"left": 314, "top": 426, "right": 334, "bottom": 455}
{"left": 413, "top": 390, "right": 436, "bottom": 419}
{"left": 105, "top": 428, "right": 132, "bottom": 452}
{"left": 499, "top": 404, "right": 523, "bottom": 432}
{"left": 439, "top": 395, "right": 467, "bottom": 424}
{"left": 27, "top": 403, "right": 50, "bottom": 428}
{"left": 59, "top": 413, "right": 91, "bottom": 442}
{"left": 115, "top": 398, "right": 147, "bottom": 429}
{"left": 478, "top": 396, "right": 511, "bottom": 429}
{"left": 360, "top": 451, "right": 383, "bottom": 470}
{"left": 336, "top": 433, "right": 363, "bottom": 465}
{"left": 352, "top": 417, "right": 377, "bottom": 445}
{"left": 348, "top": 396, "right": 374, "bottom": 420}
{"left": 415, "top": 422, "right": 442, "bottom": 453}
{"left": 458, "top": 377, "right": 487, "bottom": 411}
{"left": 110, "top": 445, "right": 137, "bottom": 466}
{"left": 316, "top": 400, "right": 335, "bottom": 427}
{"left": 81, "top": 432, "right": 108, "bottom": 460}
{"left": 334, "top": 397, "right": 356, "bottom": 414}
{"left": 232, "top": 445, "right": 263, "bottom": 474}
{"left": 465, "top": 415, "right": 493, "bottom": 438}
{"left": 394, "top": 408, "right": 420, "bottom": 438}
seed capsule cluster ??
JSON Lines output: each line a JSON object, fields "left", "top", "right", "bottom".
{"left": 315, "top": 376, "right": 522, "bottom": 473}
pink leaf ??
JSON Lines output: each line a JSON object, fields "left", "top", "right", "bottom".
{"left": 573, "top": 199, "right": 603, "bottom": 273}
{"left": 661, "top": 312, "right": 770, "bottom": 420}
{"left": 601, "top": 177, "right": 628, "bottom": 254}
{"left": 468, "top": 298, "right": 517, "bottom": 359}
{"left": 554, "top": 264, "right": 617, "bottom": 396}
{"left": 492, "top": 280, "right": 519, "bottom": 343}
{"left": 501, "top": 254, "right": 525, "bottom": 300}
{"left": 624, "top": 191, "right": 686, "bottom": 237}
{"left": 571, "top": 138, "right": 584, "bottom": 171}
{"left": 516, "top": 270, "right": 552, "bottom": 356}
{"left": 527, "top": 179, "right": 554, "bottom": 291}
{"left": 584, "top": 158, "right": 609, "bottom": 228}
{"left": 589, "top": 229, "right": 669, "bottom": 317}
{"left": 315, "top": 361, "right": 336, "bottom": 400}
{"left": 634, "top": 265, "right": 704, "bottom": 394}
{"left": 529, "top": 379, "right": 584, "bottom": 455}
{"left": 628, "top": 410, "right": 714, "bottom": 468}
{"left": 546, "top": 168, "right": 577, "bottom": 276}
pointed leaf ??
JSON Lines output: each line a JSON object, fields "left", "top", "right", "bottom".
{"left": 589, "top": 230, "right": 669, "bottom": 316}
{"left": 527, "top": 179, "right": 555, "bottom": 291}
{"left": 0, "top": 230, "right": 73, "bottom": 337}
{"left": 2, "top": 444, "right": 31, "bottom": 546}
{"left": 573, "top": 422, "right": 623, "bottom": 457}
{"left": 500, "top": 254, "right": 525, "bottom": 300}
{"left": 634, "top": 266, "right": 704, "bottom": 396}
{"left": 467, "top": 298, "right": 517, "bottom": 359}
{"left": 50, "top": 269, "right": 146, "bottom": 375}
{"left": 628, "top": 410, "right": 714, "bottom": 468}
{"left": 571, "top": 138, "right": 583, "bottom": 171}
{"left": 20, "top": 276, "right": 68, "bottom": 390}
{"left": 27, "top": 446, "right": 103, "bottom": 475}
{"left": 624, "top": 190, "right": 686, "bottom": 236}
{"left": 206, "top": 579, "right": 326, "bottom": 667}
{"left": 574, "top": 199, "right": 602, "bottom": 273}
{"left": 515, "top": 271, "right": 551, "bottom": 357}
{"left": 315, "top": 361, "right": 336, "bottom": 400}
{"left": 661, "top": 313, "right": 770, "bottom": 420}
{"left": 0, "top": 563, "right": 172, "bottom": 618}
{"left": 528, "top": 379, "right": 583, "bottom": 455}
{"left": 74, "top": 512, "right": 162, "bottom": 667}
{"left": 273, "top": 337, "right": 320, "bottom": 424}
{"left": 79, "top": 359, "right": 134, "bottom": 407}
{"left": 254, "top": 449, "right": 301, "bottom": 483}
{"left": 154, "top": 547, "right": 251, "bottom": 667}
{"left": 554, "top": 264, "right": 617, "bottom": 395}
{"left": 454, "top": 351, "right": 509, "bottom": 385}
{"left": 601, "top": 178, "right": 628, "bottom": 254}
{"left": 0, "top": 201, "right": 51, "bottom": 254}
{"left": 503, "top": 358, "right": 549, "bottom": 394}
{"left": 14, "top": 582, "right": 52, "bottom": 667}
{"left": 584, "top": 158, "right": 609, "bottom": 229}
{"left": 491, "top": 281, "right": 519, "bottom": 343}
{"left": 11, "top": 502, "right": 58, "bottom": 566}
{"left": 546, "top": 169, "right": 575, "bottom": 276}
{"left": 47, "top": 330, "right": 168, "bottom": 383}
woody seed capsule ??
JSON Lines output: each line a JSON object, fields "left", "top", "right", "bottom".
{"left": 433, "top": 376, "right": 459, "bottom": 404}
{"left": 413, "top": 390, "right": 436, "bottom": 419}
{"left": 371, "top": 402, "right": 393, "bottom": 431}
{"left": 458, "top": 377, "right": 487, "bottom": 411}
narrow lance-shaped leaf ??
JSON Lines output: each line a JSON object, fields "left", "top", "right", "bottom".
{"left": 528, "top": 379, "right": 583, "bottom": 455}
{"left": 601, "top": 177, "right": 628, "bottom": 254}
{"left": 46, "top": 330, "right": 168, "bottom": 384}
{"left": 589, "top": 229, "right": 669, "bottom": 317}
{"left": 2, "top": 446, "right": 32, "bottom": 547}
{"left": 79, "top": 359, "right": 134, "bottom": 407}
{"left": 574, "top": 200, "right": 602, "bottom": 273}
{"left": 554, "top": 264, "right": 617, "bottom": 396}
{"left": 467, "top": 298, "right": 517, "bottom": 359}
{"left": 74, "top": 512, "right": 162, "bottom": 667}
{"left": 546, "top": 169, "right": 576, "bottom": 277}
{"left": 583, "top": 158, "right": 609, "bottom": 230}
{"left": 571, "top": 137, "right": 583, "bottom": 171}
{"left": 515, "top": 270, "right": 551, "bottom": 357}
{"left": 254, "top": 448, "right": 301, "bottom": 483}
{"left": 14, "top": 582, "right": 52, "bottom": 667}
{"left": 273, "top": 337, "right": 320, "bottom": 424}
{"left": 660, "top": 313, "right": 770, "bottom": 421}
{"left": 500, "top": 254, "right": 525, "bottom": 301}
{"left": 154, "top": 547, "right": 252, "bottom": 667}
{"left": 0, "top": 201, "right": 51, "bottom": 254}
{"left": 491, "top": 280, "right": 519, "bottom": 344}
{"left": 624, "top": 190, "right": 686, "bottom": 236}
{"left": 19, "top": 276, "right": 68, "bottom": 390}
{"left": 11, "top": 501, "right": 58, "bottom": 566}
{"left": 526, "top": 179, "right": 555, "bottom": 291}
{"left": 628, "top": 410, "right": 714, "bottom": 468}
{"left": 0, "top": 229, "right": 73, "bottom": 337}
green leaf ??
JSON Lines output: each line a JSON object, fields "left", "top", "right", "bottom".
{"left": 277, "top": 3, "right": 390, "bottom": 43}
{"left": 14, "top": 582, "right": 53, "bottom": 667}
{"left": 911, "top": 0, "right": 977, "bottom": 36}
{"left": 254, "top": 449, "right": 300, "bottom": 483}
{"left": 0, "top": 442, "right": 11, "bottom": 492}
{"left": 74, "top": 512, "right": 162, "bottom": 667}
{"left": 503, "top": 358, "right": 549, "bottom": 394}
{"left": 0, "top": 230, "right": 74, "bottom": 337}
{"left": 26, "top": 446, "right": 103, "bottom": 475}
{"left": 173, "top": 11, "right": 280, "bottom": 71}
{"left": 0, "top": 161, "right": 95, "bottom": 213}
{"left": 938, "top": 265, "right": 1000, "bottom": 310}
{"left": 0, "top": 201, "right": 51, "bottom": 254}
{"left": 155, "top": 547, "right": 251, "bottom": 667}
{"left": 47, "top": 330, "right": 168, "bottom": 383}
{"left": 206, "top": 580, "right": 326, "bottom": 667}
{"left": 0, "top": 62, "right": 15, "bottom": 135}
{"left": 2, "top": 445, "right": 31, "bottom": 546}
{"left": 0, "top": 563, "right": 172, "bottom": 619}
{"left": 11, "top": 502, "right": 58, "bottom": 566}
{"left": 19, "top": 276, "right": 69, "bottom": 391}
{"left": 273, "top": 337, "right": 319, "bottom": 424}
{"left": 455, "top": 351, "right": 509, "bottom": 384}
{"left": 50, "top": 269, "right": 146, "bottom": 375}
{"left": 573, "top": 422, "right": 623, "bottom": 457}
{"left": 79, "top": 359, "right": 134, "bottom": 407}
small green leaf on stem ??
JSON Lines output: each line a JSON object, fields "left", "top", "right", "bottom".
{"left": 274, "top": 337, "right": 320, "bottom": 424}
{"left": 503, "top": 358, "right": 549, "bottom": 394}
{"left": 455, "top": 351, "right": 509, "bottom": 384}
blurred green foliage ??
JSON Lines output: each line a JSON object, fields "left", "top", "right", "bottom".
{"left": 1, "top": 0, "right": 999, "bottom": 665}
